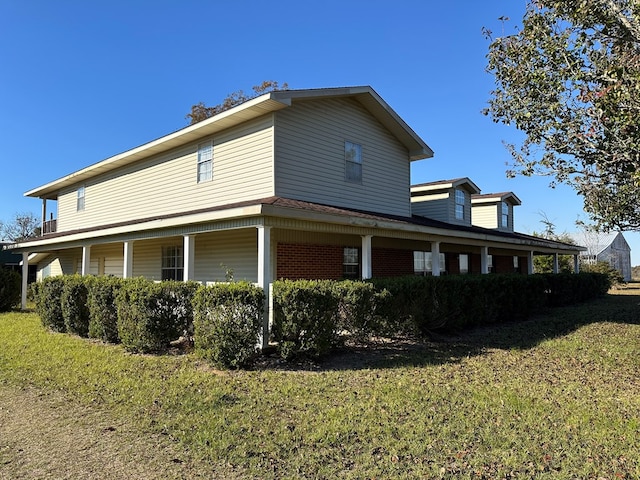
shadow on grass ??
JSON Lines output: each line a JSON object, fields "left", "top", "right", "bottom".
{"left": 264, "top": 291, "right": 640, "bottom": 372}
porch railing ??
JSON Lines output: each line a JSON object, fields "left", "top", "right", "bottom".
{"left": 42, "top": 219, "right": 57, "bottom": 235}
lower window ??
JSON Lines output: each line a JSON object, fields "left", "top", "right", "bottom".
{"left": 413, "top": 251, "right": 446, "bottom": 275}
{"left": 161, "top": 246, "right": 184, "bottom": 281}
{"left": 343, "top": 247, "right": 359, "bottom": 279}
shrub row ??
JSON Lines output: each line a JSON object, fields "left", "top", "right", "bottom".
{"left": 0, "top": 267, "right": 21, "bottom": 312}
{"left": 34, "top": 276, "right": 264, "bottom": 368}
{"left": 272, "top": 272, "right": 611, "bottom": 359}
{"left": 32, "top": 272, "right": 610, "bottom": 366}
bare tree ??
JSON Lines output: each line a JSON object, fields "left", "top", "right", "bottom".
{"left": 1, "top": 212, "right": 40, "bottom": 242}
{"left": 186, "top": 80, "right": 289, "bottom": 125}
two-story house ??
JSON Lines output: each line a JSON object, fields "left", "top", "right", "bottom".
{"left": 7, "top": 86, "right": 583, "bottom": 339}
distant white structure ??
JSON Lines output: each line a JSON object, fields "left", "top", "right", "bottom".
{"left": 568, "top": 231, "right": 632, "bottom": 282}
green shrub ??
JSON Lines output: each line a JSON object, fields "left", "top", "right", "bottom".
{"left": 27, "top": 281, "right": 40, "bottom": 303}
{"left": 0, "top": 268, "right": 21, "bottom": 312}
{"left": 580, "top": 261, "right": 623, "bottom": 287}
{"left": 272, "top": 280, "right": 340, "bottom": 360}
{"left": 87, "top": 276, "right": 122, "bottom": 343}
{"left": 61, "top": 275, "right": 91, "bottom": 337}
{"left": 116, "top": 278, "right": 198, "bottom": 353}
{"left": 36, "top": 276, "right": 66, "bottom": 332}
{"left": 334, "top": 280, "right": 390, "bottom": 341}
{"left": 193, "top": 282, "right": 265, "bottom": 369}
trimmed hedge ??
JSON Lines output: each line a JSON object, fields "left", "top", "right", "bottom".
{"left": 28, "top": 271, "right": 611, "bottom": 366}
{"left": 193, "top": 282, "right": 265, "bottom": 369}
{"left": 272, "top": 280, "right": 340, "bottom": 360}
{"left": 116, "top": 278, "right": 198, "bottom": 353}
{"left": 334, "top": 280, "right": 391, "bottom": 340}
{"left": 87, "top": 276, "right": 122, "bottom": 343}
{"left": 61, "top": 274, "right": 91, "bottom": 337}
{"left": 36, "top": 276, "right": 66, "bottom": 332}
{"left": 0, "top": 268, "right": 21, "bottom": 312}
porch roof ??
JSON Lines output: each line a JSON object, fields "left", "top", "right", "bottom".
{"left": 7, "top": 196, "right": 585, "bottom": 256}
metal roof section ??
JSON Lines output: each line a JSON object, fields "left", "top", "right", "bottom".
{"left": 25, "top": 86, "right": 434, "bottom": 200}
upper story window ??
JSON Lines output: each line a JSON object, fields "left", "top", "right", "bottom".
{"left": 77, "top": 186, "right": 85, "bottom": 212}
{"left": 455, "top": 189, "right": 465, "bottom": 220}
{"left": 345, "top": 141, "right": 362, "bottom": 183}
{"left": 161, "top": 245, "right": 184, "bottom": 281}
{"left": 501, "top": 201, "right": 509, "bottom": 228}
{"left": 197, "top": 141, "right": 213, "bottom": 183}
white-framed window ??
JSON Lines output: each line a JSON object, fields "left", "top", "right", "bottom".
{"left": 501, "top": 201, "right": 509, "bottom": 228}
{"left": 161, "top": 246, "right": 184, "bottom": 281}
{"left": 459, "top": 253, "right": 469, "bottom": 274}
{"left": 197, "top": 141, "right": 213, "bottom": 183}
{"left": 77, "top": 186, "right": 85, "bottom": 212}
{"left": 343, "top": 247, "right": 359, "bottom": 278}
{"left": 413, "top": 251, "right": 446, "bottom": 275}
{"left": 513, "top": 255, "right": 519, "bottom": 271}
{"left": 455, "top": 189, "right": 465, "bottom": 220}
{"left": 345, "top": 141, "right": 362, "bottom": 183}
{"left": 487, "top": 254, "right": 494, "bottom": 273}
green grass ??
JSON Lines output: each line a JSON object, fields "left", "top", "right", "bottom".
{"left": 1, "top": 290, "right": 639, "bottom": 479}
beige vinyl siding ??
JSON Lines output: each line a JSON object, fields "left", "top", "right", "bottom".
{"left": 36, "top": 250, "right": 79, "bottom": 280}
{"left": 274, "top": 98, "right": 411, "bottom": 217}
{"left": 57, "top": 116, "right": 275, "bottom": 232}
{"left": 128, "top": 230, "right": 258, "bottom": 283}
{"left": 194, "top": 229, "right": 258, "bottom": 282}
{"left": 411, "top": 193, "right": 449, "bottom": 222}
{"left": 90, "top": 243, "right": 125, "bottom": 276}
{"left": 472, "top": 204, "right": 498, "bottom": 229}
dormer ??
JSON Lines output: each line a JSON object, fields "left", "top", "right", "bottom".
{"left": 471, "top": 192, "right": 521, "bottom": 232}
{"left": 410, "top": 178, "right": 481, "bottom": 226}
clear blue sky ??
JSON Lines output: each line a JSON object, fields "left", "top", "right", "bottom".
{"left": 1, "top": 0, "right": 638, "bottom": 264}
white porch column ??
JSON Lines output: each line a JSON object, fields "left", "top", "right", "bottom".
{"left": 431, "top": 241, "right": 441, "bottom": 276}
{"left": 480, "top": 246, "right": 489, "bottom": 274}
{"left": 361, "top": 235, "right": 373, "bottom": 280}
{"left": 41, "top": 199, "right": 47, "bottom": 234}
{"left": 527, "top": 251, "right": 535, "bottom": 275}
{"left": 552, "top": 253, "right": 559, "bottom": 274}
{"left": 183, "top": 235, "right": 195, "bottom": 281}
{"left": 574, "top": 254, "right": 580, "bottom": 273}
{"left": 123, "top": 241, "right": 133, "bottom": 278}
{"left": 21, "top": 252, "right": 28, "bottom": 310}
{"left": 257, "top": 226, "right": 272, "bottom": 349}
{"left": 81, "top": 245, "right": 91, "bottom": 276}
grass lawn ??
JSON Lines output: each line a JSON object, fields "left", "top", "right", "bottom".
{"left": 1, "top": 287, "right": 639, "bottom": 479}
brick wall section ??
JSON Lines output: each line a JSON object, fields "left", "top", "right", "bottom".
{"left": 494, "top": 255, "right": 515, "bottom": 274}
{"left": 276, "top": 243, "right": 345, "bottom": 280}
{"left": 372, "top": 248, "right": 414, "bottom": 277}
{"left": 276, "top": 243, "right": 415, "bottom": 280}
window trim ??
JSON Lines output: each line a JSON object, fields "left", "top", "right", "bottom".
{"left": 77, "top": 186, "right": 85, "bottom": 212}
{"left": 413, "top": 251, "right": 446, "bottom": 275}
{"left": 454, "top": 189, "right": 465, "bottom": 220}
{"left": 501, "top": 201, "right": 509, "bottom": 228}
{"left": 344, "top": 141, "right": 363, "bottom": 183}
{"left": 343, "top": 246, "right": 360, "bottom": 279}
{"left": 459, "top": 253, "right": 469, "bottom": 274}
{"left": 197, "top": 141, "right": 213, "bottom": 183}
{"left": 161, "top": 245, "right": 184, "bottom": 281}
